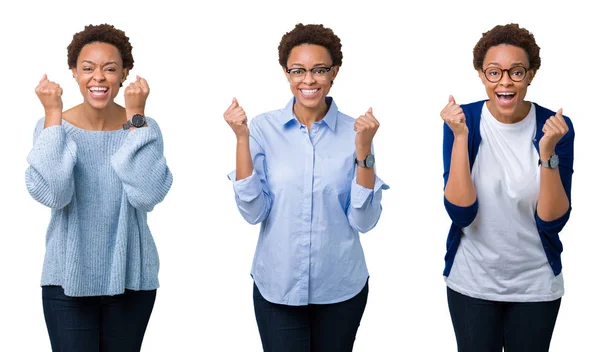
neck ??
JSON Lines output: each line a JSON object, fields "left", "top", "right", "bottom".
{"left": 73, "top": 102, "right": 126, "bottom": 131}
{"left": 487, "top": 100, "right": 531, "bottom": 124}
{"left": 293, "top": 99, "right": 329, "bottom": 130}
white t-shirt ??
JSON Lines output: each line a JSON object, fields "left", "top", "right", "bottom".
{"left": 446, "top": 103, "right": 564, "bottom": 302}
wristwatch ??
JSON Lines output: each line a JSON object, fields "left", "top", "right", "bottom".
{"left": 122, "top": 114, "right": 146, "bottom": 130}
{"left": 355, "top": 154, "right": 375, "bottom": 168}
{"left": 539, "top": 154, "right": 559, "bottom": 169}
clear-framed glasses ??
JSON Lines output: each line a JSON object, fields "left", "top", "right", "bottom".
{"left": 483, "top": 66, "right": 529, "bottom": 83}
{"left": 286, "top": 66, "right": 333, "bottom": 82}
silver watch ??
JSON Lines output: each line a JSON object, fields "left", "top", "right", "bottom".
{"left": 539, "top": 154, "right": 559, "bottom": 169}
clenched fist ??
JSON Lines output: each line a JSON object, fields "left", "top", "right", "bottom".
{"left": 441, "top": 95, "right": 467, "bottom": 136}
{"left": 354, "top": 107, "right": 379, "bottom": 151}
{"left": 36, "top": 74, "right": 63, "bottom": 115}
{"left": 540, "top": 108, "right": 569, "bottom": 157}
{"left": 224, "top": 98, "right": 249, "bottom": 139}
{"left": 124, "top": 75, "right": 149, "bottom": 114}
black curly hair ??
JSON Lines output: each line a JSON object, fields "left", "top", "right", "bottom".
{"left": 278, "top": 23, "right": 343, "bottom": 68}
{"left": 473, "top": 23, "right": 541, "bottom": 71}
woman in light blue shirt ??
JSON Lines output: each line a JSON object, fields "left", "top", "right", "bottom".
{"left": 224, "top": 23, "right": 388, "bottom": 351}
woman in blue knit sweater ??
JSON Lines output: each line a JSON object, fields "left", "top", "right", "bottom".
{"left": 441, "top": 24, "right": 574, "bottom": 352}
{"left": 25, "top": 24, "right": 172, "bottom": 352}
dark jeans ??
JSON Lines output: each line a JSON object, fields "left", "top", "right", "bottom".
{"left": 253, "top": 281, "right": 368, "bottom": 352}
{"left": 447, "top": 287, "right": 561, "bottom": 352}
{"left": 42, "top": 285, "right": 156, "bottom": 352}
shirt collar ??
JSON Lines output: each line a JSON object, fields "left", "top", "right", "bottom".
{"left": 280, "top": 96, "right": 338, "bottom": 131}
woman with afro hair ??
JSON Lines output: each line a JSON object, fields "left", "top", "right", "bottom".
{"left": 224, "top": 23, "right": 388, "bottom": 351}
{"left": 26, "top": 24, "right": 172, "bottom": 351}
{"left": 440, "top": 23, "right": 574, "bottom": 351}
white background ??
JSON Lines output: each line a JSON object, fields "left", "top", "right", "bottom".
{"left": 0, "top": 0, "right": 597, "bottom": 350}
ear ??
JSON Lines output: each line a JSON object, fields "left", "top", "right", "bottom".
{"left": 282, "top": 66, "right": 291, "bottom": 82}
{"left": 71, "top": 68, "right": 77, "bottom": 80}
{"left": 331, "top": 66, "right": 340, "bottom": 81}
{"left": 528, "top": 70, "right": 536, "bottom": 85}
{"left": 121, "top": 68, "right": 129, "bottom": 84}
{"left": 478, "top": 70, "right": 486, "bottom": 84}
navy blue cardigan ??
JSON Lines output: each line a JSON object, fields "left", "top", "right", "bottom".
{"left": 442, "top": 100, "right": 575, "bottom": 277}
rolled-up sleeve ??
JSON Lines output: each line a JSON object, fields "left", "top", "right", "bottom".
{"left": 347, "top": 173, "right": 389, "bottom": 233}
{"left": 228, "top": 134, "right": 271, "bottom": 225}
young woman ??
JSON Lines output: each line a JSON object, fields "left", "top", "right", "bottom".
{"left": 26, "top": 24, "right": 172, "bottom": 352}
{"left": 224, "top": 23, "right": 388, "bottom": 351}
{"left": 441, "top": 23, "right": 574, "bottom": 352}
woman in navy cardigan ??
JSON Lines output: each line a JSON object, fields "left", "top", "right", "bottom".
{"left": 440, "top": 23, "right": 574, "bottom": 352}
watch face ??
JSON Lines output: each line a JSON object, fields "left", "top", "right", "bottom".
{"left": 131, "top": 114, "right": 145, "bottom": 127}
{"left": 550, "top": 154, "right": 559, "bottom": 168}
{"left": 365, "top": 154, "right": 375, "bottom": 168}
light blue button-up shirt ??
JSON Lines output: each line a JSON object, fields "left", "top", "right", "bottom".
{"left": 228, "top": 97, "right": 388, "bottom": 306}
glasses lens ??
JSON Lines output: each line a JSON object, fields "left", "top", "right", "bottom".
{"left": 509, "top": 67, "right": 526, "bottom": 82}
{"left": 485, "top": 68, "right": 502, "bottom": 82}
{"left": 288, "top": 68, "right": 306, "bottom": 82}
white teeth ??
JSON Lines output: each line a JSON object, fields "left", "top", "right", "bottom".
{"left": 89, "top": 87, "right": 108, "bottom": 92}
{"left": 497, "top": 92, "right": 515, "bottom": 96}
{"left": 301, "top": 89, "right": 318, "bottom": 94}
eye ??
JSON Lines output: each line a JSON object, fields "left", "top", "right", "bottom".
{"left": 511, "top": 68, "right": 525, "bottom": 76}
{"left": 105, "top": 67, "right": 117, "bottom": 72}
{"left": 289, "top": 68, "right": 305, "bottom": 76}
{"left": 313, "top": 67, "right": 328, "bottom": 75}
{"left": 82, "top": 67, "right": 93, "bottom": 72}
{"left": 487, "top": 69, "right": 500, "bottom": 76}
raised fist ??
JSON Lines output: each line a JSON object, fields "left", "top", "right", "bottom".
{"left": 35, "top": 74, "right": 63, "bottom": 114}
{"left": 124, "top": 75, "right": 150, "bottom": 113}
{"left": 441, "top": 95, "right": 468, "bottom": 136}
{"left": 224, "top": 98, "right": 249, "bottom": 139}
{"left": 354, "top": 107, "right": 379, "bottom": 150}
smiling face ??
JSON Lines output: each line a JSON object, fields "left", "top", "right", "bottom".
{"left": 284, "top": 44, "right": 338, "bottom": 111}
{"left": 71, "top": 42, "right": 128, "bottom": 110}
{"left": 479, "top": 44, "right": 535, "bottom": 122}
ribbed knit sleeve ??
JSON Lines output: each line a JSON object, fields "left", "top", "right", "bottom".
{"left": 110, "top": 118, "right": 173, "bottom": 212}
{"left": 25, "top": 121, "right": 77, "bottom": 209}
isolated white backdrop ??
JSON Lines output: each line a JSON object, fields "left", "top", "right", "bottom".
{"left": 0, "top": 0, "right": 597, "bottom": 350}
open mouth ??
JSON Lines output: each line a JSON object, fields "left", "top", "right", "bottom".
{"left": 88, "top": 86, "right": 109, "bottom": 98}
{"left": 496, "top": 92, "right": 516, "bottom": 105}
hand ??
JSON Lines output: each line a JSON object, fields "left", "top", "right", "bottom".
{"left": 441, "top": 95, "right": 468, "bottom": 137}
{"left": 124, "top": 75, "right": 149, "bottom": 115}
{"left": 354, "top": 107, "right": 379, "bottom": 153}
{"left": 224, "top": 98, "right": 249, "bottom": 139}
{"left": 35, "top": 74, "right": 63, "bottom": 116}
{"left": 539, "top": 108, "right": 569, "bottom": 159}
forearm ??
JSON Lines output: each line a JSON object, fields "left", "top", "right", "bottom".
{"left": 537, "top": 153, "right": 569, "bottom": 221}
{"left": 43, "top": 109, "right": 62, "bottom": 128}
{"left": 356, "top": 146, "right": 374, "bottom": 189}
{"left": 444, "top": 135, "right": 476, "bottom": 206}
{"left": 236, "top": 136, "right": 253, "bottom": 181}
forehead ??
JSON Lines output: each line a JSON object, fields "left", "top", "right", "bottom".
{"left": 483, "top": 44, "right": 529, "bottom": 66}
{"left": 77, "top": 42, "right": 122, "bottom": 64}
{"left": 287, "top": 44, "right": 332, "bottom": 65}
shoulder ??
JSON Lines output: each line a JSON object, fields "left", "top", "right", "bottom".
{"left": 460, "top": 100, "right": 486, "bottom": 114}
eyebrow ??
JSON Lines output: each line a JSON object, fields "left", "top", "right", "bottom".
{"left": 80, "top": 60, "right": 120, "bottom": 66}
{"left": 288, "top": 62, "right": 331, "bottom": 67}
{"left": 485, "top": 62, "right": 526, "bottom": 67}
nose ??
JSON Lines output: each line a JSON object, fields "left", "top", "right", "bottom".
{"left": 498, "top": 69, "right": 513, "bottom": 86}
{"left": 93, "top": 67, "right": 105, "bottom": 82}
{"left": 302, "top": 70, "right": 316, "bottom": 84}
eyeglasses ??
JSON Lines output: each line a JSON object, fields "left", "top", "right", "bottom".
{"left": 483, "top": 66, "right": 529, "bottom": 83}
{"left": 286, "top": 66, "right": 333, "bottom": 82}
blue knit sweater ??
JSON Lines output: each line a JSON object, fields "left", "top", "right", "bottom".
{"left": 25, "top": 118, "right": 173, "bottom": 297}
